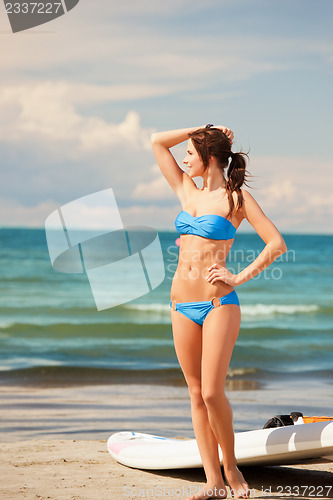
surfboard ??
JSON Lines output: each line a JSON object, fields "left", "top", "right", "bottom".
{"left": 107, "top": 421, "right": 333, "bottom": 469}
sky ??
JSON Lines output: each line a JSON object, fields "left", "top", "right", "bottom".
{"left": 0, "top": 0, "right": 332, "bottom": 234}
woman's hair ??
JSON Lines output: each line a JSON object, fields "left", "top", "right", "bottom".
{"left": 188, "top": 127, "right": 251, "bottom": 219}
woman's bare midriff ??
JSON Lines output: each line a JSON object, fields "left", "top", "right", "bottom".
{"left": 170, "top": 234, "right": 235, "bottom": 302}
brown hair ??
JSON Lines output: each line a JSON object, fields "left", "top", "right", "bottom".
{"left": 189, "top": 127, "right": 251, "bottom": 219}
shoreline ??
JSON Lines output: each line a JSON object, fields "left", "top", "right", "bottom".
{"left": 1, "top": 364, "right": 332, "bottom": 388}
{"left": 0, "top": 365, "right": 263, "bottom": 389}
{"left": 1, "top": 376, "right": 332, "bottom": 441}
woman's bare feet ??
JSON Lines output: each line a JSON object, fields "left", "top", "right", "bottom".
{"left": 223, "top": 465, "right": 250, "bottom": 498}
{"left": 187, "top": 480, "right": 227, "bottom": 500}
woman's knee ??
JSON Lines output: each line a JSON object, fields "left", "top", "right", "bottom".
{"left": 202, "top": 387, "right": 227, "bottom": 408}
{"left": 188, "top": 384, "right": 205, "bottom": 408}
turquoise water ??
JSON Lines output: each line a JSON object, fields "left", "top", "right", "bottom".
{"left": 0, "top": 228, "right": 332, "bottom": 384}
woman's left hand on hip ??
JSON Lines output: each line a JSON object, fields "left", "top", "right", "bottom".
{"left": 206, "top": 263, "right": 239, "bottom": 286}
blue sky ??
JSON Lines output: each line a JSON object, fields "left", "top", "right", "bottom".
{"left": 0, "top": 0, "right": 332, "bottom": 233}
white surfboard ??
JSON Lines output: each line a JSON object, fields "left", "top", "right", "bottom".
{"left": 107, "top": 421, "right": 333, "bottom": 469}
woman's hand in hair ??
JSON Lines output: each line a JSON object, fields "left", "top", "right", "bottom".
{"left": 214, "top": 126, "right": 234, "bottom": 145}
{"left": 206, "top": 263, "right": 240, "bottom": 287}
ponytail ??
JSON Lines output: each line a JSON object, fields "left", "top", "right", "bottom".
{"left": 225, "top": 151, "right": 250, "bottom": 220}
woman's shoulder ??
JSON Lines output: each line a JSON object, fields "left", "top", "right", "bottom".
{"left": 239, "top": 188, "right": 265, "bottom": 220}
{"left": 239, "top": 188, "right": 259, "bottom": 207}
{"left": 240, "top": 188, "right": 254, "bottom": 200}
{"left": 231, "top": 188, "right": 254, "bottom": 209}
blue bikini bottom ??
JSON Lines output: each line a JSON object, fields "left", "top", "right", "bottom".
{"left": 170, "top": 290, "right": 240, "bottom": 326}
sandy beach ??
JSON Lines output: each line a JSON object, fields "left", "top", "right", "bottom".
{"left": 0, "top": 381, "right": 332, "bottom": 499}
{"left": 1, "top": 438, "right": 332, "bottom": 500}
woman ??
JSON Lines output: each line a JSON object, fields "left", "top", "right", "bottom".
{"left": 151, "top": 125, "right": 287, "bottom": 500}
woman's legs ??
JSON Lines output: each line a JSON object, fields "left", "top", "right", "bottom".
{"left": 171, "top": 310, "right": 227, "bottom": 499}
{"left": 201, "top": 304, "right": 249, "bottom": 497}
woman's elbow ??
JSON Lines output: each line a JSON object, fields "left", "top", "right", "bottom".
{"left": 275, "top": 236, "right": 287, "bottom": 256}
{"left": 150, "top": 132, "right": 159, "bottom": 144}
{"left": 280, "top": 236, "right": 287, "bottom": 254}
{"left": 268, "top": 236, "right": 287, "bottom": 258}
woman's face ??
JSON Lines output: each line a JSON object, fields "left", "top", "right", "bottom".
{"left": 183, "top": 139, "right": 205, "bottom": 178}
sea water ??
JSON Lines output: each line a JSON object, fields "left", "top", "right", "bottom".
{"left": 0, "top": 228, "right": 332, "bottom": 384}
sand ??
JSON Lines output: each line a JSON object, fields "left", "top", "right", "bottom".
{"left": 1, "top": 382, "right": 332, "bottom": 499}
{"left": 0, "top": 439, "right": 332, "bottom": 500}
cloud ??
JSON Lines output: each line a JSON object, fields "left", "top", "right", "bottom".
{"left": 0, "top": 81, "right": 160, "bottom": 213}
{"left": 1, "top": 148, "right": 331, "bottom": 234}
{"left": 0, "top": 196, "right": 58, "bottom": 227}
{"left": 260, "top": 179, "right": 295, "bottom": 206}
{"left": 0, "top": 77, "right": 330, "bottom": 233}
{"left": 0, "top": 194, "right": 180, "bottom": 230}
{"left": 2, "top": 0, "right": 331, "bottom": 88}
{"left": 247, "top": 156, "right": 332, "bottom": 233}
{"left": 65, "top": 83, "right": 185, "bottom": 103}
{"left": 132, "top": 164, "right": 174, "bottom": 201}
{"left": 0, "top": 81, "right": 153, "bottom": 153}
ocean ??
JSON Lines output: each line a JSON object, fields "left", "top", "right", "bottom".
{"left": 0, "top": 227, "right": 332, "bottom": 387}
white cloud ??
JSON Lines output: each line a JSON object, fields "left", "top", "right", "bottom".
{"left": 132, "top": 164, "right": 175, "bottom": 201}
{"left": 0, "top": 82, "right": 153, "bottom": 153}
{"left": 1, "top": 152, "right": 331, "bottom": 233}
{"left": 0, "top": 78, "right": 330, "bottom": 233}
{"left": 119, "top": 204, "right": 180, "bottom": 230}
{"left": 0, "top": 195, "right": 180, "bottom": 230}
{"left": 0, "top": 81, "right": 160, "bottom": 214}
{"left": 1, "top": 1, "right": 331, "bottom": 88}
{"left": 260, "top": 179, "right": 295, "bottom": 206}
{"left": 0, "top": 0, "right": 331, "bottom": 235}
{"left": 247, "top": 156, "right": 332, "bottom": 232}
{"left": 0, "top": 197, "right": 58, "bottom": 227}
{"left": 65, "top": 83, "right": 185, "bottom": 103}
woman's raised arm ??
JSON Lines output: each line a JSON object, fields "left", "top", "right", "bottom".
{"left": 150, "top": 126, "right": 202, "bottom": 201}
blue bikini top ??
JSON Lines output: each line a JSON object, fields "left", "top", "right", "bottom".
{"left": 175, "top": 210, "right": 236, "bottom": 240}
